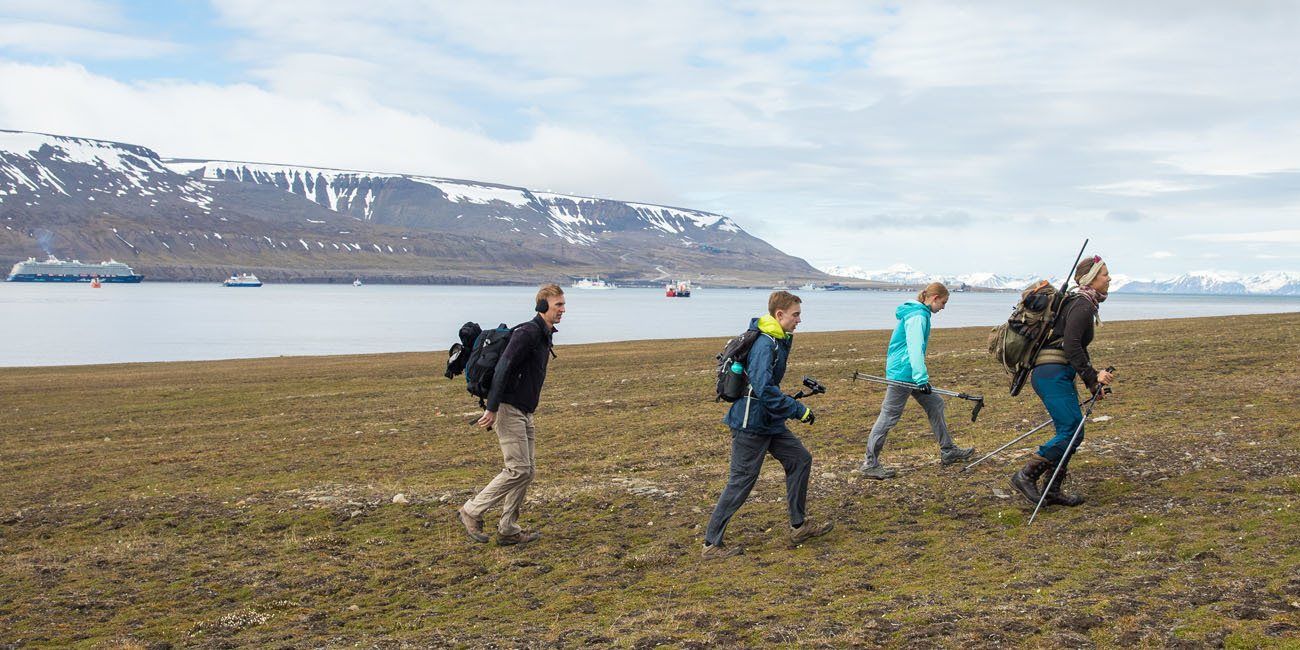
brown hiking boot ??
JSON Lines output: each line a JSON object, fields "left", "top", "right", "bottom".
{"left": 456, "top": 508, "right": 489, "bottom": 543}
{"left": 497, "top": 530, "right": 542, "bottom": 546}
{"left": 701, "top": 543, "right": 744, "bottom": 559}
{"left": 1042, "top": 469, "right": 1086, "bottom": 507}
{"left": 789, "top": 518, "right": 834, "bottom": 545}
{"left": 1009, "top": 454, "right": 1053, "bottom": 505}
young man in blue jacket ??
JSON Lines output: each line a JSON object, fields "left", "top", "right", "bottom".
{"left": 702, "top": 291, "right": 833, "bottom": 559}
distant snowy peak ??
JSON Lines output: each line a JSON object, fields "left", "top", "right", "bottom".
{"left": 164, "top": 159, "right": 744, "bottom": 246}
{"left": 0, "top": 129, "right": 210, "bottom": 209}
{"left": 1116, "top": 271, "right": 1300, "bottom": 295}
{"left": 821, "top": 264, "right": 1037, "bottom": 290}
{"left": 821, "top": 262, "right": 1300, "bottom": 295}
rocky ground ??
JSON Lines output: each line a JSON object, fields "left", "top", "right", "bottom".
{"left": 1, "top": 313, "right": 1297, "bottom": 648}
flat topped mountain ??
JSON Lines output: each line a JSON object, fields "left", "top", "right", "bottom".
{"left": 0, "top": 129, "right": 825, "bottom": 284}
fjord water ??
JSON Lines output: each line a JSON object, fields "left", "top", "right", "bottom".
{"left": 1, "top": 282, "right": 1297, "bottom": 367}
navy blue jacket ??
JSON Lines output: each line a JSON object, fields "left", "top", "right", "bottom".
{"left": 485, "top": 315, "right": 554, "bottom": 414}
{"left": 723, "top": 317, "right": 807, "bottom": 434}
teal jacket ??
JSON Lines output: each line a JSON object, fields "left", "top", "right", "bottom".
{"left": 885, "top": 300, "right": 932, "bottom": 385}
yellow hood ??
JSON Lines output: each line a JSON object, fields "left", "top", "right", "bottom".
{"left": 757, "top": 314, "right": 788, "bottom": 340}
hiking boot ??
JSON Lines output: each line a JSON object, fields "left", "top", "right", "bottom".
{"left": 1041, "top": 469, "right": 1086, "bottom": 507}
{"left": 497, "top": 530, "right": 542, "bottom": 546}
{"left": 456, "top": 508, "right": 489, "bottom": 543}
{"left": 859, "top": 465, "right": 897, "bottom": 480}
{"left": 940, "top": 446, "right": 975, "bottom": 466}
{"left": 789, "top": 518, "right": 834, "bottom": 545}
{"left": 1009, "top": 454, "right": 1053, "bottom": 504}
{"left": 701, "top": 543, "right": 744, "bottom": 559}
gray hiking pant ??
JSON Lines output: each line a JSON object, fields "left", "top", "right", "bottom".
{"left": 704, "top": 427, "right": 812, "bottom": 547}
{"left": 861, "top": 384, "right": 955, "bottom": 468}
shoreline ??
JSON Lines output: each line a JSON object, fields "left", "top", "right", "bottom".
{"left": 3, "top": 311, "right": 1295, "bottom": 371}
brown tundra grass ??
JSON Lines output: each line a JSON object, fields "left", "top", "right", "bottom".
{"left": 1, "top": 313, "right": 1298, "bottom": 648}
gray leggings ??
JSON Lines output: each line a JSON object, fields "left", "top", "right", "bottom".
{"left": 861, "top": 384, "right": 955, "bottom": 468}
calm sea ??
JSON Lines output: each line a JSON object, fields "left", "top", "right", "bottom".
{"left": 1, "top": 283, "right": 1297, "bottom": 367}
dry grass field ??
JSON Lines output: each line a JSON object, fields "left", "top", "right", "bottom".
{"left": 2, "top": 313, "right": 1298, "bottom": 648}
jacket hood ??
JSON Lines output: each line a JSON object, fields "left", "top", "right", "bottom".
{"left": 896, "top": 300, "right": 931, "bottom": 320}
{"left": 753, "top": 314, "right": 789, "bottom": 340}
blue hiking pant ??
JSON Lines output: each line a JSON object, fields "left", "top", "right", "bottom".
{"left": 704, "top": 427, "right": 812, "bottom": 547}
{"left": 1032, "top": 364, "right": 1084, "bottom": 467}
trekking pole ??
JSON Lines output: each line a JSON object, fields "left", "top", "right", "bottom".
{"left": 1027, "top": 367, "right": 1114, "bottom": 525}
{"left": 961, "top": 397, "right": 1094, "bottom": 472}
{"left": 850, "top": 371, "right": 985, "bottom": 422}
{"left": 961, "top": 417, "right": 1054, "bottom": 472}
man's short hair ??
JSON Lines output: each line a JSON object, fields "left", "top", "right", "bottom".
{"left": 537, "top": 283, "right": 564, "bottom": 303}
{"left": 768, "top": 290, "right": 802, "bottom": 316}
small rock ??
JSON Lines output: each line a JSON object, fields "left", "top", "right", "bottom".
{"left": 347, "top": 604, "right": 359, "bottom": 611}
{"left": 1091, "top": 415, "right": 1112, "bottom": 422}
{"left": 103, "top": 437, "right": 111, "bottom": 442}
{"left": 821, "top": 472, "right": 837, "bottom": 479}
{"left": 392, "top": 493, "right": 409, "bottom": 505}
{"left": 349, "top": 510, "right": 363, "bottom": 519}
{"left": 438, "top": 494, "right": 451, "bottom": 503}
{"left": 992, "top": 488, "right": 1011, "bottom": 499}
{"left": 353, "top": 430, "right": 362, "bottom": 435}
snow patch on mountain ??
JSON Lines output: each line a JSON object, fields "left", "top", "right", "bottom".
{"left": 1, "top": 130, "right": 211, "bottom": 209}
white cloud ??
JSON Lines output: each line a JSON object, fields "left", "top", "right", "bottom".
{"left": 6, "top": 2, "right": 1300, "bottom": 277}
{"left": 1183, "top": 229, "right": 1300, "bottom": 244}
{"left": 0, "top": 61, "right": 668, "bottom": 201}
{"left": 0, "top": 21, "right": 176, "bottom": 58}
{"left": 0, "top": 0, "right": 123, "bottom": 28}
{"left": 1147, "top": 251, "right": 1174, "bottom": 259}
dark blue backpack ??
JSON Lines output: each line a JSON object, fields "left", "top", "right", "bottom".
{"left": 463, "top": 323, "right": 514, "bottom": 406}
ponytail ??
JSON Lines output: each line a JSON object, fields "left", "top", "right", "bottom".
{"left": 916, "top": 282, "right": 949, "bottom": 303}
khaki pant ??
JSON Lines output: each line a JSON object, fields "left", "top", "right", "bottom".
{"left": 462, "top": 403, "right": 536, "bottom": 535}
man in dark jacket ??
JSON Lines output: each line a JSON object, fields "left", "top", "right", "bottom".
{"left": 458, "top": 284, "right": 564, "bottom": 546}
{"left": 702, "top": 291, "right": 834, "bottom": 559}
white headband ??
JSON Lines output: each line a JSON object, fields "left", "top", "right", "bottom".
{"left": 1077, "top": 262, "right": 1104, "bottom": 287}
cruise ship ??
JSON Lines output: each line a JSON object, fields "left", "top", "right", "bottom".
{"left": 6, "top": 256, "right": 144, "bottom": 282}
{"left": 223, "top": 273, "right": 263, "bottom": 287}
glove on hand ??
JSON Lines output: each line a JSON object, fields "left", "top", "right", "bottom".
{"left": 800, "top": 408, "right": 816, "bottom": 425}
{"left": 918, "top": 383, "right": 933, "bottom": 395}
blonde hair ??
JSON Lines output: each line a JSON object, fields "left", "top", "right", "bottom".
{"left": 768, "top": 290, "right": 802, "bottom": 316}
{"left": 536, "top": 283, "right": 564, "bottom": 311}
{"left": 916, "top": 282, "right": 949, "bottom": 302}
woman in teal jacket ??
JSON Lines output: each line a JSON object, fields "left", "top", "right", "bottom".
{"left": 859, "top": 282, "right": 974, "bottom": 478}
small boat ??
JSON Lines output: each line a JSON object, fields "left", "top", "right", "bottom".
{"left": 666, "top": 280, "right": 692, "bottom": 298}
{"left": 353, "top": 278, "right": 363, "bottom": 287}
{"left": 223, "top": 273, "right": 262, "bottom": 287}
{"left": 572, "top": 276, "right": 615, "bottom": 290}
{"left": 90, "top": 276, "right": 102, "bottom": 288}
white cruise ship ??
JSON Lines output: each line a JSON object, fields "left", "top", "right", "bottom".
{"left": 6, "top": 256, "right": 143, "bottom": 282}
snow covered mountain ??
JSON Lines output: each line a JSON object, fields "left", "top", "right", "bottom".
{"left": 822, "top": 263, "right": 1299, "bottom": 295}
{"left": 0, "top": 130, "right": 822, "bottom": 283}
{"left": 1116, "top": 271, "right": 1300, "bottom": 295}
{"left": 822, "top": 264, "right": 1038, "bottom": 291}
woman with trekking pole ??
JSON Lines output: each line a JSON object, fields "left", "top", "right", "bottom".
{"left": 1010, "top": 255, "right": 1116, "bottom": 507}
{"left": 858, "top": 282, "right": 975, "bottom": 479}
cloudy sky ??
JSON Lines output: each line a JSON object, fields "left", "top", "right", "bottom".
{"left": 1, "top": 1, "right": 1297, "bottom": 278}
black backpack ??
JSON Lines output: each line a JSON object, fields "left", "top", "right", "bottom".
{"left": 714, "top": 329, "right": 762, "bottom": 402}
{"left": 444, "top": 322, "right": 482, "bottom": 379}
{"left": 464, "top": 323, "right": 515, "bottom": 406}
